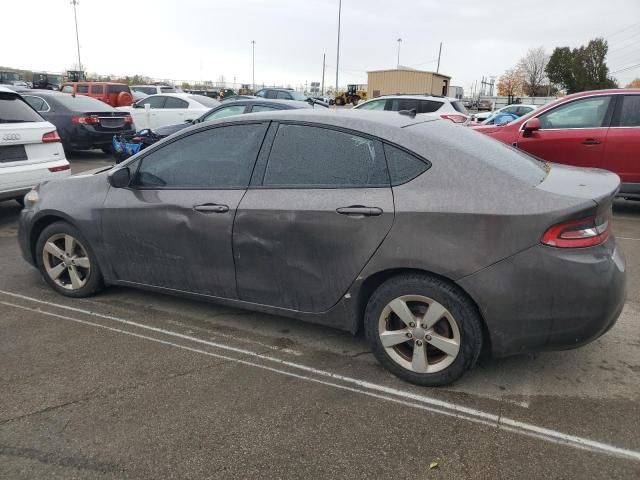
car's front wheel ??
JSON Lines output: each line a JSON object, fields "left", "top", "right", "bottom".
{"left": 365, "top": 274, "right": 483, "bottom": 386}
{"left": 36, "top": 222, "right": 104, "bottom": 298}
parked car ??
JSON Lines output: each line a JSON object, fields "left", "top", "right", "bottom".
{"left": 131, "top": 85, "right": 176, "bottom": 96}
{"left": 472, "top": 89, "right": 640, "bottom": 200}
{"left": 21, "top": 91, "right": 134, "bottom": 153}
{"left": 112, "top": 98, "right": 313, "bottom": 162}
{"left": 472, "top": 104, "right": 538, "bottom": 123}
{"left": 18, "top": 110, "right": 624, "bottom": 386}
{"left": 123, "top": 93, "right": 220, "bottom": 130}
{"left": 476, "top": 99, "right": 493, "bottom": 111}
{"left": 33, "top": 72, "right": 64, "bottom": 90}
{"left": 0, "top": 86, "right": 69, "bottom": 205}
{"left": 60, "top": 82, "right": 134, "bottom": 108}
{"left": 354, "top": 95, "right": 469, "bottom": 123}
{"left": 131, "top": 90, "right": 148, "bottom": 102}
{"left": 480, "top": 111, "right": 519, "bottom": 126}
{"left": 255, "top": 88, "right": 308, "bottom": 101}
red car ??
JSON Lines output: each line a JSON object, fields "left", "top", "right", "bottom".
{"left": 473, "top": 89, "right": 640, "bottom": 199}
{"left": 60, "top": 82, "right": 133, "bottom": 108}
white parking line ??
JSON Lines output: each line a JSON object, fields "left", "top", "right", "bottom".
{"left": 618, "top": 236, "right": 640, "bottom": 241}
{"left": 2, "top": 291, "right": 640, "bottom": 463}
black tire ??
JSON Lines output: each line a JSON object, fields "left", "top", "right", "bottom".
{"left": 35, "top": 221, "right": 104, "bottom": 298}
{"left": 364, "top": 274, "right": 483, "bottom": 387}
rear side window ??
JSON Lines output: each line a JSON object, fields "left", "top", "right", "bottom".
{"left": 76, "top": 84, "right": 89, "bottom": 93}
{"left": 90, "top": 85, "right": 104, "bottom": 94}
{"left": 251, "top": 105, "right": 280, "bottom": 112}
{"left": 132, "top": 123, "right": 267, "bottom": 189}
{"left": 55, "top": 94, "right": 115, "bottom": 111}
{"left": 389, "top": 98, "right": 443, "bottom": 113}
{"left": 106, "top": 85, "right": 130, "bottom": 94}
{"left": 139, "top": 96, "right": 166, "bottom": 109}
{"left": 451, "top": 101, "right": 468, "bottom": 114}
{"left": 384, "top": 144, "right": 429, "bottom": 186}
{"left": 619, "top": 95, "right": 640, "bottom": 127}
{"left": 164, "top": 97, "right": 188, "bottom": 109}
{"left": 160, "top": 86, "right": 176, "bottom": 93}
{"left": 276, "top": 91, "right": 291, "bottom": 100}
{"left": 263, "top": 124, "right": 389, "bottom": 187}
{"left": 61, "top": 85, "right": 73, "bottom": 93}
{"left": 265, "top": 90, "right": 278, "bottom": 99}
{"left": 23, "top": 96, "right": 49, "bottom": 112}
{"left": 0, "top": 93, "right": 44, "bottom": 123}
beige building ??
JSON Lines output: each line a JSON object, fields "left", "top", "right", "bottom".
{"left": 367, "top": 68, "right": 451, "bottom": 98}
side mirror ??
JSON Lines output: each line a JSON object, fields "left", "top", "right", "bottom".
{"left": 108, "top": 167, "right": 131, "bottom": 188}
{"left": 522, "top": 118, "right": 541, "bottom": 137}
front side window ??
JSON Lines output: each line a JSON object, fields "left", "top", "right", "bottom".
{"left": 538, "top": 96, "right": 611, "bottom": 129}
{"left": 619, "top": 95, "right": 640, "bottom": 127}
{"left": 255, "top": 90, "right": 266, "bottom": 98}
{"left": 357, "top": 99, "right": 386, "bottom": 111}
{"left": 61, "top": 85, "right": 73, "bottom": 94}
{"left": 263, "top": 124, "right": 389, "bottom": 187}
{"left": 265, "top": 90, "right": 278, "bottom": 99}
{"left": 204, "top": 105, "right": 246, "bottom": 120}
{"left": 276, "top": 91, "right": 291, "bottom": 100}
{"left": 139, "top": 95, "right": 166, "bottom": 109}
{"left": 164, "top": 97, "right": 188, "bottom": 109}
{"left": 132, "top": 123, "right": 267, "bottom": 189}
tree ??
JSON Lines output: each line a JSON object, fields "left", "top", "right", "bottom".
{"left": 626, "top": 78, "right": 640, "bottom": 88}
{"left": 497, "top": 68, "right": 524, "bottom": 97}
{"left": 518, "top": 47, "right": 549, "bottom": 96}
{"left": 546, "top": 38, "right": 617, "bottom": 93}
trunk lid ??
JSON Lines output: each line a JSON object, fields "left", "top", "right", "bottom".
{"left": 0, "top": 121, "right": 61, "bottom": 168}
{"left": 537, "top": 163, "right": 619, "bottom": 205}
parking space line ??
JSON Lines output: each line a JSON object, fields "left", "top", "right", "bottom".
{"left": 2, "top": 291, "right": 640, "bottom": 462}
{"left": 618, "top": 236, "right": 640, "bottom": 241}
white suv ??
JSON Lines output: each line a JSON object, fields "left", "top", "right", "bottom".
{"left": 0, "top": 86, "right": 70, "bottom": 205}
{"left": 354, "top": 95, "right": 469, "bottom": 123}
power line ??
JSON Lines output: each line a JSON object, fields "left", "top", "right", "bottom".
{"left": 611, "top": 62, "right": 640, "bottom": 74}
{"left": 605, "top": 21, "right": 640, "bottom": 39}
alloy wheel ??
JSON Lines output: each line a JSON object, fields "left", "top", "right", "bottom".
{"left": 378, "top": 295, "right": 461, "bottom": 374}
{"left": 42, "top": 233, "right": 91, "bottom": 290}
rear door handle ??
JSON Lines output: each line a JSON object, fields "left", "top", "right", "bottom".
{"left": 336, "top": 206, "right": 383, "bottom": 217}
{"left": 193, "top": 203, "right": 229, "bottom": 213}
{"left": 582, "top": 138, "right": 601, "bottom": 145}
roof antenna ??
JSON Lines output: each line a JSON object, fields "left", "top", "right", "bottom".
{"left": 398, "top": 108, "right": 416, "bottom": 118}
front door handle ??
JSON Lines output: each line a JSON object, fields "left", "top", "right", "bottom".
{"left": 336, "top": 206, "right": 383, "bottom": 217}
{"left": 193, "top": 203, "right": 229, "bottom": 213}
{"left": 582, "top": 138, "right": 601, "bottom": 145}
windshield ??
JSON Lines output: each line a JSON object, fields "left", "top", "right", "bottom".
{"left": 54, "top": 94, "right": 115, "bottom": 111}
{"left": 1, "top": 72, "right": 20, "bottom": 83}
{"left": 290, "top": 91, "right": 307, "bottom": 101}
{"left": 189, "top": 95, "right": 220, "bottom": 108}
{"left": 0, "top": 92, "right": 44, "bottom": 123}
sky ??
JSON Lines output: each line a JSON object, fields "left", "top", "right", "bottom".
{"left": 2, "top": 0, "right": 640, "bottom": 93}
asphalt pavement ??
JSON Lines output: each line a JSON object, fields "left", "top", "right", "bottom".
{"left": 1, "top": 151, "right": 639, "bottom": 479}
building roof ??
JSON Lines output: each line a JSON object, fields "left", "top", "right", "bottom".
{"left": 367, "top": 68, "right": 451, "bottom": 79}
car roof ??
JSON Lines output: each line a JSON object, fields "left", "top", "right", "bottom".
{"left": 257, "top": 87, "right": 295, "bottom": 92}
{"left": 0, "top": 85, "right": 19, "bottom": 94}
{"left": 221, "top": 98, "right": 313, "bottom": 108}
{"left": 22, "top": 90, "right": 69, "bottom": 96}
{"left": 363, "top": 94, "right": 459, "bottom": 102}
{"left": 63, "top": 81, "right": 128, "bottom": 85}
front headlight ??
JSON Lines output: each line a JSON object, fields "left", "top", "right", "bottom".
{"left": 24, "top": 188, "right": 40, "bottom": 208}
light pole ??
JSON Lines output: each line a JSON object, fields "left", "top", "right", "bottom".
{"left": 335, "top": 0, "right": 342, "bottom": 93}
{"left": 397, "top": 38, "right": 402, "bottom": 68}
{"left": 71, "top": 0, "right": 82, "bottom": 71}
{"left": 251, "top": 40, "right": 256, "bottom": 93}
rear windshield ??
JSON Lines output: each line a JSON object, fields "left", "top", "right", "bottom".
{"left": 54, "top": 94, "right": 115, "bottom": 111}
{"left": 406, "top": 121, "right": 548, "bottom": 185}
{"left": 106, "top": 85, "right": 130, "bottom": 94}
{"left": 451, "top": 101, "right": 468, "bottom": 114}
{"left": 160, "top": 86, "right": 176, "bottom": 93}
{"left": 132, "top": 86, "right": 155, "bottom": 95}
{"left": 189, "top": 95, "right": 219, "bottom": 107}
{"left": 0, "top": 92, "right": 43, "bottom": 123}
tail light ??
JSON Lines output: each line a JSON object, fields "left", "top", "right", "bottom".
{"left": 440, "top": 114, "right": 468, "bottom": 123}
{"left": 42, "top": 131, "right": 61, "bottom": 143}
{"left": 72, "top": 115, "right": 100, "bottom": 125}
{"left": 124, "top": 115, "right": 133, "bottom": 124}
{"left": 542, "top": 215, "right": 610, "bottom": 248}
{"left": 48, "top": 163, "right": 70, "bottom": 172}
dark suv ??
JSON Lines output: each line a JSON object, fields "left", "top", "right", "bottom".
{"left": 255, "top": 88, "right": 308, "bottom": 102}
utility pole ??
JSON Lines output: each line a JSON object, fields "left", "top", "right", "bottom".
{"left": 251, "top": 40, "right": 256, "bottom": 93}
{"left": 71, "top": 0, "right": 82, "bottom": 71}
{"left": 335, "top": 0, "right": 342, "bottom": 93}
{"left": 321, "top": 53, "right": 326, "bottom": 96}
{"left": 436, "top": 42, "right": 442, "bottom": 73}
{"left": 397, "top": 38, "right": 402, "bottom": 68}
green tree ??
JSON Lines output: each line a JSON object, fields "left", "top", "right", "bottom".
{"left": 546, "top": 38, "right": 617, "bottom": 93}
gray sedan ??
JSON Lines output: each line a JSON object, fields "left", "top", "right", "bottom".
{"left": 17, "top": 110, "right": 625, "bottom": 386}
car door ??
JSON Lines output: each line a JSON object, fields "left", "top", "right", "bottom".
{"left": 130, "top": 95, "right": 166, "bottom": 129}
{"left": 101, "top": 122, "right": 269, "bottom": 298}
{"left": 161, "top": 96, "right": 190, "bottom": 127}
{"left": 233, "top": 123, "right": 394, "bottom": 312}
{"left": 604, "top": 94, "right": 640, "bottom": 185}
{"left": 516, "top": 95, "right": 613, "bottom": 168}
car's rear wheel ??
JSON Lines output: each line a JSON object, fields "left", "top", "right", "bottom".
{"left": 36, "top": 222, "right": 104, "bottom": 297}
{"left": 365, "top": 274, "right": 483, "bottom": 386}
